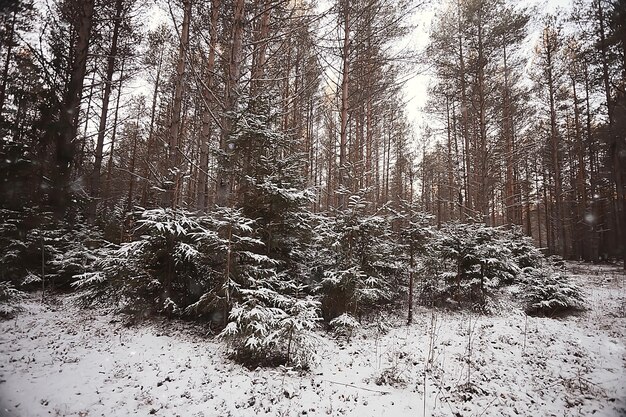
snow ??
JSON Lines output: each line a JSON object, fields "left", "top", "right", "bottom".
{"left": 1, "top": 262, "right": 625, "bottom": 417}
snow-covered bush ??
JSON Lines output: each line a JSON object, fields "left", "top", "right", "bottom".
{"left": 422, "top": 222, "right": 521, "bottom": 310}
{"left": 0, "top": 210, "right": 29, "bottom": 300}
{"left": 0, "top": 281, "right": 26, "bottom": 318}
{"left": 329, "top": 313, "right": 360, "bottom": 341}
{"left": 219, "top": 276, "right": 321, "bottom": 368}
{"left": 73, "top": 204, "right": 322, "bottom": 351}
{"left": 48, "top": 223, "right": 108, "bottom": 290}
{"left": 0, "top": 208, "right": 104, "bottom": 292}
{"left": 183, "top": 206, "right": 284, "bottom": 324}
{"left": 74, "top": 208, "right": 218, "bottom": 317}
{"left": 502, "top": 227, "right": 544, "bottom": 271}
{"left": 521, "top": 267, "right": 585, "bottom": 316}
{"left": 313, "top": 194, "right": 401, "bottom": 320}
{"left": 72, "top": 241, "right": 149, "bottom": 311}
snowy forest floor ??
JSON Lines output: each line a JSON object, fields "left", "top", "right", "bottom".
{"left": 1, "top": 263, "right": 625, "bottom": 417}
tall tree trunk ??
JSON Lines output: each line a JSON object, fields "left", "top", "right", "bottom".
{"left": 52, "top": 0, "right": 94, "bottom": 216}
{"left": 250, "top": 0, "right": 271, "bottom": 96}
{"left": 583, "top": 59, "right": 599, "bottom": 261}
{"left": 104, "top": 59, "right": 125, "bottom": 207}
{"left": 572, "top": 77, "right": 587, "bottom": 260}
{"left": 338, "top": 0, "right": 350, "bottom": 210}
{"left": 457, "top": 0, "right": 471, "bottom": 219}
{"left": 446, "top": 95, "right": 454, "bottom": 222}
{"left": 524, "top": 158, "right": 532, "bottom": 236}
{"left": 544, "top": 171, "right": 552, "bottom": 253}
{"left": 216, "top": 0, "right": 245, "bottom": 207}
{"left": 88, "top": 0, "right": 124, "bottom": 223}
{"left": 197, "top": 0, "right": 221, "bottom": 210}
{"left": 545, "top": 28, "right": 566, "bottom": 257}
{"left": 503, "top": 42, "right": 515, "bottom": 226}
{"left": 165, "top": 0, "right": 191, "bottom": 208}
{"left": 126, "top": 106, "right": 141, "bottom": 214}
{"left": 77, "top": 71, "right": 97, "bottom": 176}
{"left": 535, "top": 159, "right": 542, "bottom": 248}
{"left": 365, "top": 96, "right": 373, "bottom": 194}
{"left": 0, "top": 9, "right": 16, "bottom": 121}
{"left": 141, "top": 47, "right": 163, "bottom": 207}
{"left": 476, "top": 8, "right": 489, "bottom": 224}
{"left": 597, "top": 0, "right": 626, "bottom": 268}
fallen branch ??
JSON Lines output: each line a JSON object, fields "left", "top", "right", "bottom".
{"left": 322, "top": 380, "right": 391, "bottom": 395}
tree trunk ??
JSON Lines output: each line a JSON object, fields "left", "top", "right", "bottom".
{"left": 141, "top": 47, "right": 163, "bottom": 207}
{"left": 338, "top": 0, "right": 350, "bottom": 210}
{"left": 104, "top": 59, "right": 125, "bottom": 207}
{"left": 196, "top": 0, "right": 221, "bottom": 211}
{"left": 126, "top": 105, "right": 142, "bottom": 214}
{"left": 503, "top": 42, "right": 515, "bottom": 226}
{"left": 216, "top": 0, "right": 245, "bottom": 207}
{"left": 545, "top": 27, "right": 566, "bottom": 257}
{"left": 476, "top": 8, "right": 489, "bottom": 224}
{"left": 457, "top": 0, "right": 471, "bottom": 219}
{"left": 0, "top": 9, "right": 16, "bottom": 121}
{"left": 52, "top": 0, "right": 94, "bottom": 216}
{"left": 596, "top": 0, "right": 625, "bottom": 268}
{"left": 165, "top": 0, "right": 191, "bottom": 208}
{"left": 88, "top": 0, "right": 124, "bottom": 223}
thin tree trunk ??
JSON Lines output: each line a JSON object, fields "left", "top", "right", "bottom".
{"left": 0, "top": 10, "right": 16, "bottom": 121}
{"left": 338, "top": 0, "right": 350, "bottom": 210}
{"left": 165, "top": 0, "right": 191, "bottom": 208}
{"left": 457, "top": 0, "right": 471, "bottom": 219}
{"left": 197, "top": 0, "right": 221, "bottom": 210}
{"left": 446, "top": 95, "right": 454, "bottom": 222}
{"left": 545, "top": 28, "right": 566, "bottom": 257}
{"left": 503, "top": 42, "right": 515, "bottom": 226}
{"left": 572, "top": 77, "right": 587, "bottom": 260}
{"left": 88, "top": 0, "right": 124, "bottom": 223}
{"left": 250, "top": 0, "right": 271, "bottom": 96}
{"left": 407, "top": 214, "right": 414, "bottom": 325}
{"left": 104, "top": 59, "right": 125, "bottom": 207}
{"left": 141, "top": 47, "right": 163, "bottom": 207}
{"left": 476, "top": 9, "right": 489, "bottom": 224}
{"left": 584, "top": 59, "right": 599, "bottom": 261}
{"left": 216, "top": 0, "right": 245, "bottom": 207}
{"left": 126, "top": 106, "right": 141, "bottom": 213}
{"left": 77, "top": 71, "right": 97, "bottom": 176}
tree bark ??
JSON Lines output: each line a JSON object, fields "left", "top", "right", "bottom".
{"left": 141, "top": 45, "right": 163, "bottom": 207}
{"left": 196, "top": 0, "right": 221, "bottom": 211}
{"left": 216, "top": 0, "right": 245, "bottom": 207}
{"left": 88, "top": 0, "right": 124, "bottom": 223}
{"left": 338, "top": 0, "right": 350, "bottom": 210}
{"left": 165, "top": 0, "right": 191, "bottom": 208}
{"left": 104, "top": 59, "right": 125, "bottom": 207}
{"left": 0, "top": 9, "right": 16, "bottom": 121}
{"left": 51, "top": 0, "right": 94, "bottom": 216}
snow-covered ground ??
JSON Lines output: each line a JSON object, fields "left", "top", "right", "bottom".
{"left": 1, "top": 262, "right": 625, "bottom": 417}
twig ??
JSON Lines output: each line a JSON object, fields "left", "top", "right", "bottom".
{"left": 477, "top": 395, "right": 500, "bottom": 417}
{"left": 321, "top": 380, "right": 390, "bottom": 395}
{"left": 523, "top": 313, "right": 528, "bottom": 354}
{"left": 41, "top": 236, "right": 45, "bottom": 303}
